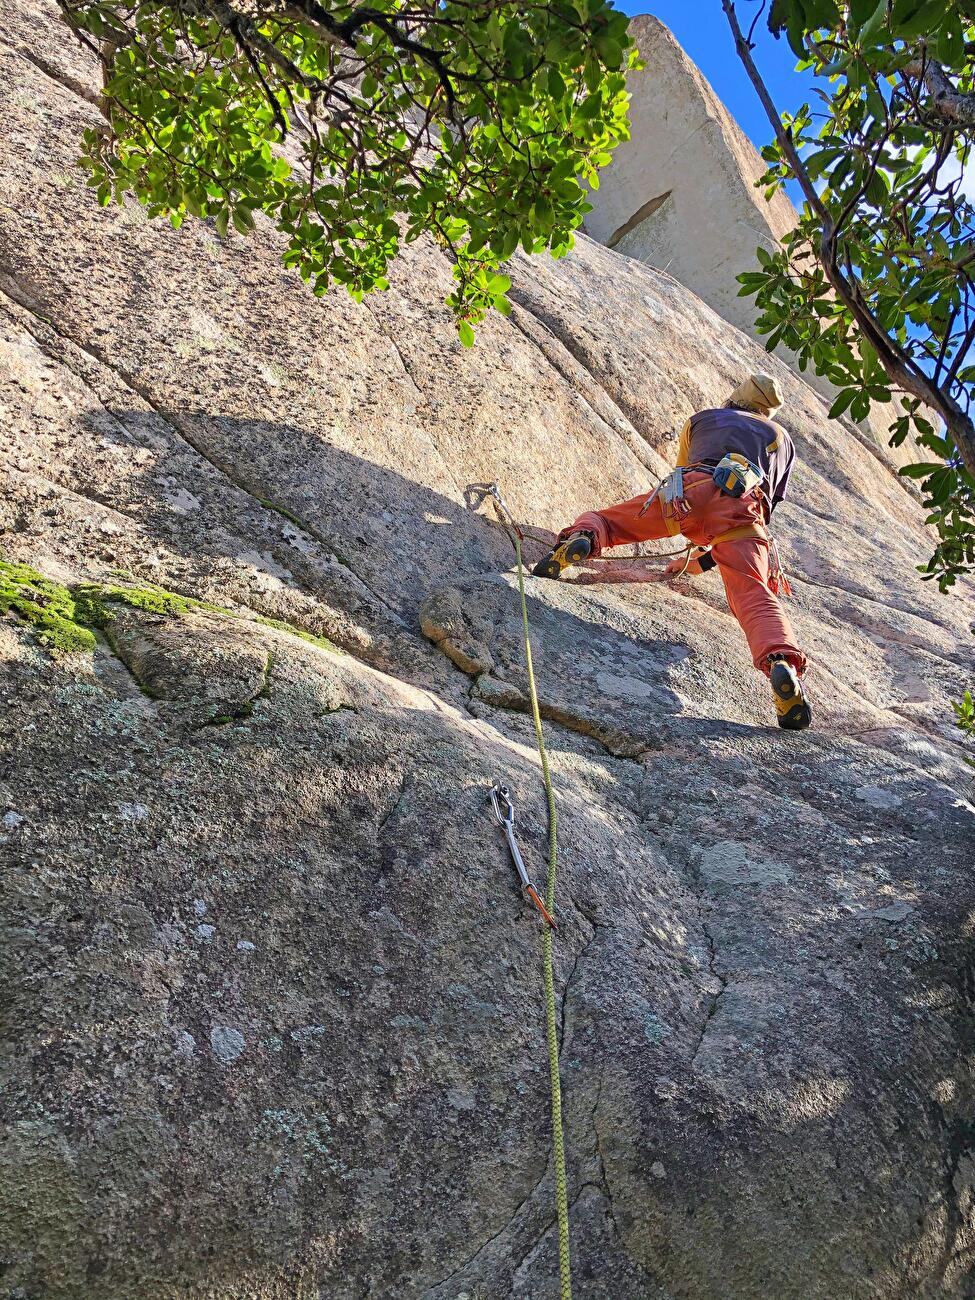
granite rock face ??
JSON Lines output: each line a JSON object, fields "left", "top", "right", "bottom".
{"left": 1, "top": 4, "right": 975, "bottom": 1298}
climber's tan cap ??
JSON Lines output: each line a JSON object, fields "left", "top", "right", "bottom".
{"left": 729, "top": 373, "right": 783, "bottom": 415}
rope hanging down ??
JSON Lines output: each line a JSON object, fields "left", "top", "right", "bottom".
{"left": 514, "top": 528, "right": 572, "bottom": 1300}
{"left": 480, "top": 482, "right": 572, "bottom": 1299}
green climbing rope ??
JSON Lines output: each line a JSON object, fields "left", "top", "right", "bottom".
{"left": 513, "top": 532, "right": 573, "bottom": 1300}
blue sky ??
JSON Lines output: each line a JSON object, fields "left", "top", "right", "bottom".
{"left": 615, "top": 4, "right": 975, "bottom": 206}
{"left": 617, "top": 3, "right": 815, "bottom": 178}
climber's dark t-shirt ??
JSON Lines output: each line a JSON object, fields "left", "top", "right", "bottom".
{"left": 678, "top": 407, "right": 796, "bottom": 513}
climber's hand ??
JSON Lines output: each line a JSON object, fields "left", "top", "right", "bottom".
{"left": 665, "top": 551, "right": 704, "bottom": 578}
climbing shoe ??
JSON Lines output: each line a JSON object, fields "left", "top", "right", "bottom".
{"left": 532, "top": 532, "right": 593, "bottom": 580}
{"left": 768, "top": 656, "right": 812, "bottom": 731}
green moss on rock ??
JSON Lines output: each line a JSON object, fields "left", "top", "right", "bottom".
{"left": 2, "top": 555, "right": 339, "bottom": 660}
{"left": 256, "top": 615, "right": 340, "bottom": 653}
{"left": 0, "top": 562, "right": 221, "bottom": 658}
{"left": 73, "top": 583, "right": 231, "bottom": 628}
{"left": 0, "top": 561, "right": 96, "bottom": 655}
{"left": 256, "top": 497, "right": 308, "bottom": 530}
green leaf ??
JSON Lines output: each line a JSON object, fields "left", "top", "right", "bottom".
{"left": 500, "top": 227, "right": 520, "bottom": 260}
{"left": 803, "top": 0, "right": 840, "bottom": 26}
{"left": 828, "top": 388, "right": 857, "bottom": 419}
{"left": 898, "top": 462, "right": 946, "bottom": 478}
{"left": 594, "top": 34, "right": 623, "bottom": 68}
{"left": 850, "top": 0, "right": 880, "bottom": 24}
{"left": 919, "top": 431, "right": 953, "bottom": 457}
{"left": 786, "top": 17, "right": 808, "bottom": 58}
{"left": 857, "top": 0, "right": 889, "bottom": 34}
{"left": 577, "top": 92, "right": 602, "bottom": 121}
{"left": 894, "top": 0, "right": 954, "bottom": 39}
{"left": 934, "top": 18, "right": 965, "bottom": 66}
{"left": 858, "top": 0, "right": 889, "bottom": 39}
{"left": 458, "top": 320, "right": 475, "bottom": 348}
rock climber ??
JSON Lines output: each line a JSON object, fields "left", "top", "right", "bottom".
{"left": 534, "top": 373, "right": 811, "bottom": 730}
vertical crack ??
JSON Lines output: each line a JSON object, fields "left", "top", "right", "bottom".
{"left": 690, "top": 920, "right": 728, "bottom": 1072}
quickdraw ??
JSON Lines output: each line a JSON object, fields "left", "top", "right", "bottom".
{"left": 489, "top": 781, "right": 557, "bottom": 929}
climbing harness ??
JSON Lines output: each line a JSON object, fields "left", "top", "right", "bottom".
{"left": 641, "top": 454, "right": 764, "bottom": 517}
{"left": 473, "top": 480, "right": 573, "bottom": 1300}
{"left": 638, "top": 464, "right": 699, "bottom": 535}
{"left": 490, "top": 782, "right": 557, "bottom": 929}
{"left": 632, "top": 462, "right": 794, "bottom": 593}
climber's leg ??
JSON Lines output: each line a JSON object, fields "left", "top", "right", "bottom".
{"left": 711, "top": 536, "right": 811, "bottom": 729}
{"left": 532, "top": 488, "right": 681, "bottom": 578}
{"left": 710, "top": 537, "right": 806, "bottom": 675}
{"left": 565, "top": 491, "right": 674, "bottom": 554}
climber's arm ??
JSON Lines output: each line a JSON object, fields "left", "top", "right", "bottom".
{"left": 665, "top": 547, "right": 714, "bottom": 578}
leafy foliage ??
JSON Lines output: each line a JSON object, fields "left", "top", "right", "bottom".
{"left": 727, "top": 0, "right": 975, "bottom": 588}
{"left": 954, "top": 686, "right": 975, "bottom": 767}
{"left": 57, "top": 0, "right": 637, "bottom": 341}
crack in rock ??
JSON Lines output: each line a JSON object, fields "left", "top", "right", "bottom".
{"left": 421, "top": 900, "right": 602, "bottom": 1297}
{"left": 689, "top": 919, "right": 729, "bottom": 1073}
{"left": 419, "top": 1163, "right": 550, "bottom": 1298}
{"left": 0, "top": 36, "right": 101, "bottom": 108}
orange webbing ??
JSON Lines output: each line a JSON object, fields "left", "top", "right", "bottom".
{"left": 711, "top": 521, "right": 767, "bottom": 546}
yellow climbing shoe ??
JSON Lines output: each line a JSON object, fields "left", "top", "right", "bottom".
{"left": 769, "top": 657, "right": 812, "bottom": 731}
{"left": 532, "top": 532, "right": 593, "bottom": 580}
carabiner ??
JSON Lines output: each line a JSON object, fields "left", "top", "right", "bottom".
{"left": 490, "top": 780, "right": 514, "bottom": 828}
{"left": 488, "top": 780, "right": 557, "bottom": 929}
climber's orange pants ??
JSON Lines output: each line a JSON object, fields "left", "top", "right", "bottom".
{"left": 567, "top": 472, "right": 806, "bottom": 677}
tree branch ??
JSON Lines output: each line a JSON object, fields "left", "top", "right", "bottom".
{"left": 288, "top": 0, "right": 459, "bottom": 109}
{"left": 723, "top": 0, "right": 975, "bottom": 479}
{"left": 906, "top": 53, "right": 975, "bottom": 129}
{"left": 223, "top": 12, "right": 289, "bottom": 137}
{"left": 189, "top": 1, "right": 326, "bottom": 93}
